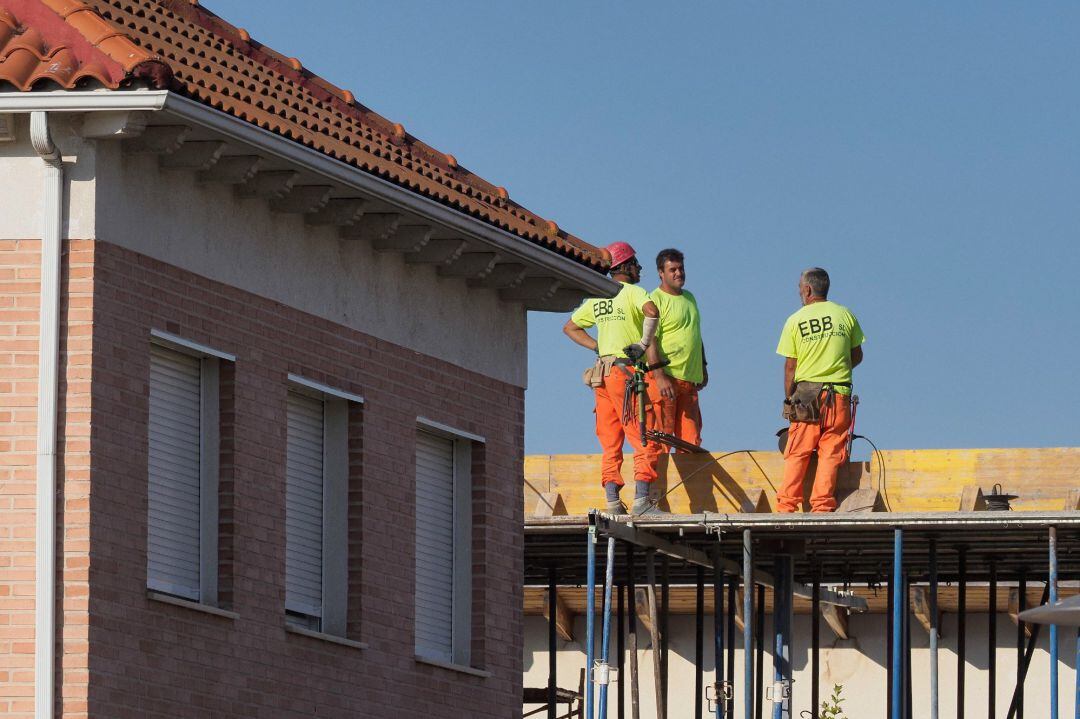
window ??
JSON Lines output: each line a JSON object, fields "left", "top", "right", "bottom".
{"left": 284, "top": 376, "right": 356, "bottom": 636}
{"left": 146, "top": 332, "right": 232, "bottom": 605}
{"left": 414, "top": 419, "right": 480, "bottom": 667}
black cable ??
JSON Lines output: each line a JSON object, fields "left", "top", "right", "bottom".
{"left": 851, "top": 434, "right": 889, "bottom": 510}
{"left": 659, "top": 449, "right": 761, "bottom": 502}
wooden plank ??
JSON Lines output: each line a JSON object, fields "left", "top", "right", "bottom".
{"left": 739, "top": 488, "right": 772, "bottom": 514}
{"left": 911, "top": 587, "right": 942, "bottom": 637}
{"left": 959, "top": 486, "right": 987, "bottom": 512}
{"left": 644, "top": 552, "right": 665, "bottom": 719}
{"left": 634, "top": 588, "right": 653, "bottom": 638}
{"left": 532, "top": 492, "right": 567, "bottom": 518}
{"left": 542, "top": 589, "right": 576, "bottom": 642}
{"left": 836, "top": 487, "right": 885, "bottom": 513}
{"left": 821, "top": 604, "right": 849, "bottom": 639}
{"left": 1008, "top": 588, "right": 1033, "bottom": 638}
{"left": 733, "top": 588, "right": 746, "bottom": 632}
{"left": 526, "top": 448, "right": 1080, "bottom": 516}
{"left": 523, "top": 585, "right": 1076, "bottom": 616}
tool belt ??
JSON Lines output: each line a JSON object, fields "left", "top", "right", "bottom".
{"left": 582, "top": 355, "right": 627, "bottom": 389}
{"left": 782, "top": 381, "right": 851, "bottom": 424}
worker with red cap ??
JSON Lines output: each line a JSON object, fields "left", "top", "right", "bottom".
{"left": 564, "top": 241, "right": 666, "bottom": 515}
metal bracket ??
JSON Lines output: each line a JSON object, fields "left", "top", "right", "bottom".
{"left": 591, "top": 661, "right": 619, "bottom": 686}
{"left": 705, "top": 681, "right": 733, "bottom": 712}
{"left": 765, "top": 680, "right": 792, "bottom": 702}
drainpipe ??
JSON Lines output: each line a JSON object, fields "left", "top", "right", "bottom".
{"left": 30, "top": 110, "right": 62, "bottom": 719}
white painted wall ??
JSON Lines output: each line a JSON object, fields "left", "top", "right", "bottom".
{"left": 0, "top": 114, "right": 97, "bottom": 241}
{"left": 524, "top": 613, "right": 1079, "bottom": 718}
{"left": 0, "top": 113, "right": 528, "bottom": 386}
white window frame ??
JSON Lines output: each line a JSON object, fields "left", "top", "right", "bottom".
{"left": 284, "top": 374, "right": 360, "bottom": 637}
{"left": 146, "top": 331, "right": 234, "bottom": 606}
{"left": 414, "top": 417, "right": 483, "bottom": 668}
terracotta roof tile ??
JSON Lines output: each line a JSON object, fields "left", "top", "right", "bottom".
{"left": 0, "top": 0, "right": 607, "bottom": 272}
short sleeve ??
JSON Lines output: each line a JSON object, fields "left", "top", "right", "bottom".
{"left": 570, "top": 299, "right": 596, "bottom": 329}
{"left": 631, "top": 285, "right": 651, "bottom": 312}
{"left": 848, "top": 312, "right": 865, "bottom": 348}
{"left": 776, "top": 316, "right": 797, "bottom": 358}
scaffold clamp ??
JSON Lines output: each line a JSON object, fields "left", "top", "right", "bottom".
{"left": 766, "top": 680, "right": 792, "bottom": 702}
{"left": 591, "top": 661, "right": 618, "bottom": 686}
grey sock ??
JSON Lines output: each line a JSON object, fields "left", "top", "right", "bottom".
{"left": 635, "top": 480, "right": 650, "bottom": 500}
{"left": 605, "top": 482, "right": 621, "bottom": 502}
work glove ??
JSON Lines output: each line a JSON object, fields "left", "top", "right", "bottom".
{"left": 623, "top": 343, "right": 646, "bottom": 362}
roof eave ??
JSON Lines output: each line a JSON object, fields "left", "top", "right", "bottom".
{"left": 0, "top": 88, "right": 620, "bottom": 305}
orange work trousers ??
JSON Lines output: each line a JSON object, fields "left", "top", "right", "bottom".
{"left": 776, "top": 393, "right": 852, "bottom": 513}
{"left": 657, "top": 378, "right": 702, "bottom": 450}
{"left": 595, "top": 366, "right": 663, "bottom": 487}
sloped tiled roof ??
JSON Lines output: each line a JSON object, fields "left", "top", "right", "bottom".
{"left": 0, "top": 0, "right": 609, "bottom": 271}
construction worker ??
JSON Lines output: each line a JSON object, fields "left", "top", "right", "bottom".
{"left": 775, "top": 267, "right": 865, "bottom": 513}
{"left": 564, "top": 241, "right": 665, "bottom": 515}
{"left": 650, "top": 248, "right": 707, "bottom": 450}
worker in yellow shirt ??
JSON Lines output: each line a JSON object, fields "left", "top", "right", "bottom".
{"left": 564, "top": 241, "right": 666, "bottom": 515}
{"left": 649, "top": 248, "right": 707, "bottom": 450}
{"left": 775, "top": 267, "right": 865, "bottom": 513}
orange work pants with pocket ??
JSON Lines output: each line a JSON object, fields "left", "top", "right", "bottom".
{"left": 595, "top": 366, "right": 663, "bottom": 487}
{"left": 657, "top": 378, "right": 702, "bottom": 450}
{"left": 776, "top": 393, "right": 851, "bottom": 513}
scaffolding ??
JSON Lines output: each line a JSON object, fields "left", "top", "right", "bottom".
{"left": 525, "top": 510, "right": 1080, "bottom": 719}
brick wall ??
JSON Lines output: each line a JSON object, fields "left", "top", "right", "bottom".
{"left": 85, "top": 240, "right": 524, "bottom": 718}
{"left": 0, "top": 239, "right": 93, "bottom": 718}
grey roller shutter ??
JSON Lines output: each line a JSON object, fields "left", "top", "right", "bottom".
{"left": 147, "top": 344, "right": 202, "bottom": 600}
{"left": 414, "top": 430, "right": 455, "bottom": 661}
{"left": 286, "top": 391, "right": 324, "bottom": 619}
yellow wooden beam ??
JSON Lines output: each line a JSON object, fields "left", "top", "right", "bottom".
{"left": 525, "top": 447, "right": 1080, "bottom": 516}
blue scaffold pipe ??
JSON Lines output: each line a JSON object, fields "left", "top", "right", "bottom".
{"left": 892, "top": 528, "right": 903, "bottom": 719}
{"left": 714, "top": 546, "right": 725, "bottom": 719}
{"left": 743, "top": 530, "right": 754, "bottom": 719}
{"left": 598, "top": 536, "right": 616, "bottom": 718}
{"left": 772, "top": 556, "right": 791, "bottom": 719}
{"left": 1049, "top": 526, "right": 1059, "bottom": 719}
{"left": 586, "top": 523, "right": 597, "bottom": 719}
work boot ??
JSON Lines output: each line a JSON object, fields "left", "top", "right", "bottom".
{"left": 631, "top": 496, "right": 670, "bottom": 517}
{"left": 605, "top": 499, "right": 628, "bottom": 515}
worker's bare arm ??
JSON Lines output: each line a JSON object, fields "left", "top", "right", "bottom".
{"left": 646, "top": 343, "right": 675, "bottom": 399}
{"left": 783, "top": 357, "right": 797, "bottom": 397}
{"left": 643, "top": 300, "right": 659, "bottom": 318}
{"left": 563, "top": 319, "right": 598, "bottom": 353}
{"left": 698, "top": 345, "right": 708, "bottom": 390}
{"left": 850, "top": 345, "right": 863, "bottom": 368}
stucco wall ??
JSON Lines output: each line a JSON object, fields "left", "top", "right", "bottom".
{"left": 524, "top": 612, "right": 1079, "bottom": 718}
{"left": 0, "top": 114, "right": 97, "bottom": 242}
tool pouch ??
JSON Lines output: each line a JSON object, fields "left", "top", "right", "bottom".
{"left": 782, "top": 381, "right": 825, "bottom": 423}
{"left": 582, "top": 355, "right": 618, "bottom": 389}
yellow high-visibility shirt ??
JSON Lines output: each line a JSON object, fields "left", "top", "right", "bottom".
{"left": 776, "top": 300, "right": 865, "bottom": 395}
{"left": 650, "top": 288, "right": 704, "bottom": 384}
{"left": 571, "top": 282, "right": 651, "bottom": 358}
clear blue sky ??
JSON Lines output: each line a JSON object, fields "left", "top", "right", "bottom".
{"left": 211, "top": 1, "right": 1080, "bottom": 454}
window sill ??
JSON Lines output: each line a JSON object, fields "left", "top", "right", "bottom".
{"left": 147, "top": 590, "right": 238, "bottom": 620}
{"left": 415, "top": 655, "right": 491, "bottom": 678}
{"left": 285, "top": 623, "right": 368, "bottom": 650}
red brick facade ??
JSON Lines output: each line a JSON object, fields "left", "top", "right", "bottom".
{"left": 1, "top": 239, "right": 94, "bottom": 717}
{"left": 3, "top": 238, "right": 525, "bottom": 717}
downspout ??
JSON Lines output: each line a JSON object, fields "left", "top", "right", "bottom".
{"left": 30, "top": 110, "right": 62, "bottom": 719}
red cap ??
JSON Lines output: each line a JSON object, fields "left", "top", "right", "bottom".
{"left": 605, "top": 241, "right": 637, "bottom": 269}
